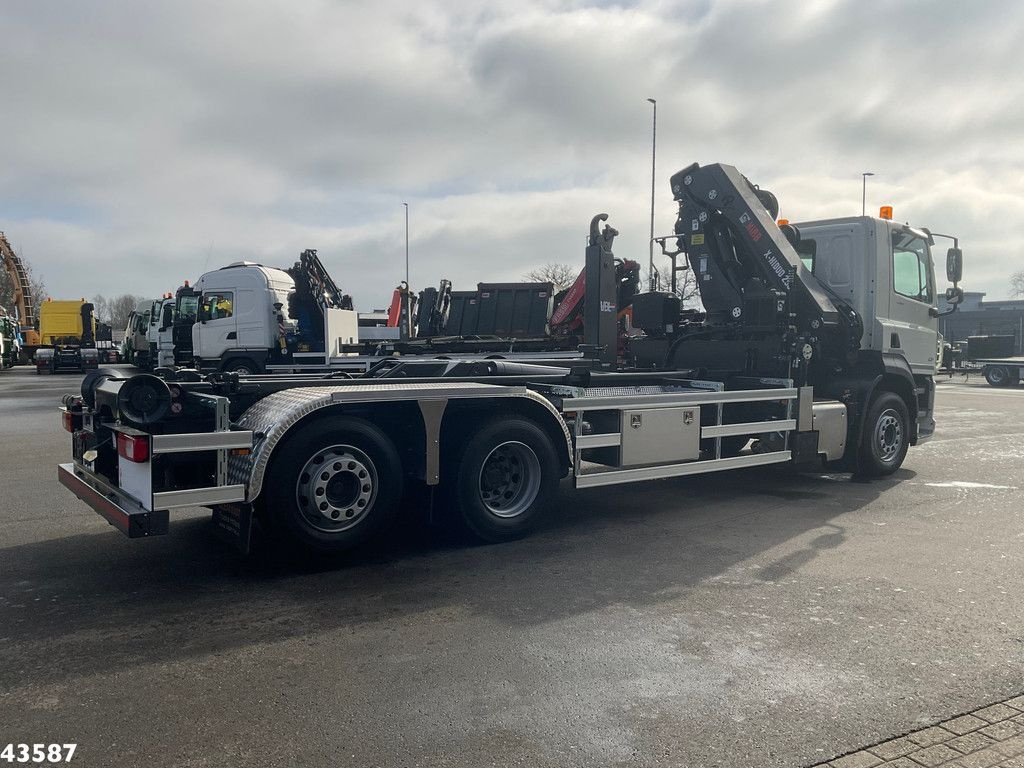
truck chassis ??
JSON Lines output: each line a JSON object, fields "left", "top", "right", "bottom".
{"left": 58, "top": 366, "right": 868, "bottom": 554}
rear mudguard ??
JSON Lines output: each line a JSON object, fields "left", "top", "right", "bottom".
{"left": 227, "top": 382, "right": 573, "bottom": 502}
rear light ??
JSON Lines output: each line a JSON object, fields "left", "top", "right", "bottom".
{"left": 62, "top": 410, "right": 75, "bottom": 432}
{"left": 117, "top": 432, "right": 150, "bottom": 463}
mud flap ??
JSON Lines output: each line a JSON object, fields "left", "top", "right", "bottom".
{"left": 790, "top": 431, "right": 820, "bottom": 466}
{"left": 212, "top": 502, "right": 254, "bottom": 554}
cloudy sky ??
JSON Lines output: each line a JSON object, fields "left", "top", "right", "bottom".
{"left": 2, "top": 0, "right": 1023, "bottom": 311}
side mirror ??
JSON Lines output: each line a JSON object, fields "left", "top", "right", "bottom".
{"left": 945, "top": 286, "right": 964, "bottom": 305}
{"left": 197, "top": 305, "right": 210, "bottom": 323}
{"left": 946, "top": 247, "right": 962, "bottom": 284}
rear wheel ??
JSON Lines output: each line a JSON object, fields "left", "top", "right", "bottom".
{"left": 450, "top": 416, "right": 560, "bottom": 543}
{"left": 260, "top": 417, "right": 403, "bottom": 554}
{"left": 856, "top": 391, "right": 910, "bottom": 477}
{"left": 984, "top": 365, "right": 1011, "bottom": 387}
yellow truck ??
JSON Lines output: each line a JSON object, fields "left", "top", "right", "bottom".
{"left": 33, "top": 299, "right": 100, "bottom": 374}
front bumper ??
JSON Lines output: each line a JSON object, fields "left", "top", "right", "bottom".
{"left": 58, "top": 462, "right": 168, "bottom": 537}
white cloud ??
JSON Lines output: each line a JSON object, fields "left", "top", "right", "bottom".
{"left": 1, "top": 0, "right": 1023, "bottom": 310}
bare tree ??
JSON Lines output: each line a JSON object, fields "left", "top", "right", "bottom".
{"left": 92, "top": 294, "right": 110, "bottom": 324}
{"left": 1012, "top": 271, "right": 1024, "bottom": 298}
{"left": 653, "top": 258, "right": 701, "bottom": 308}
{"left": 108, "top": 294, "right": 145, "bottom": 332}
{"left": 523, "top": 263, "right": 578, "bottom": 292}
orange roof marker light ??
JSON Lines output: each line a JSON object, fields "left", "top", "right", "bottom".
{"left": 777, "top": 218, "right": 789, "bottom": 226}
{"left": 879, "top": 205, "right": 893, "bottom": 220}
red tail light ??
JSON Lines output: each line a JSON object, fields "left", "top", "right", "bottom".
{"left": 117, "top": 432, "right": 150, "bottom": 463}
{"left": 62, "top": 410, "right": 82, "bottom": 433}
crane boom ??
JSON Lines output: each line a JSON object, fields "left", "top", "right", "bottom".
{"left": 670, "top": 162, "right": 840, "bottom": 328}
{"left": 0, "top": 231, "right": 39, "bottom": 347}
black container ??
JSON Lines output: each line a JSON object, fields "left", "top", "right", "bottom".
{"left": 967, "top": 335, "right": 1016, "bottom": 360}
{"left": 631, "top": 292, "right": 681, "bottom": 335}
{"left": 475, "top": 282, "right": 553, "bottom": 337}
{"left": 446, "top": 291, "right": 480, "bottom": 336}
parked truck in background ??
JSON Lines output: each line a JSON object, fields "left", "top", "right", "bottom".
{"left": 964, "top": 336, "right": 1024, "bottom": 387}
{"left": 147, "top": 294, "right": 178, "bottom": 369}
{"left": 122, "top": 299, "right": 156, "bottom": 368}
{"left": 58, "top": 161, "right": 964, "bottom": 557}
{"left": 169, "top": 282, "right": 199, "bottom": 366}
{"left": 33, "top": 299, "right": 100, "bottom": 374}
{"left": 190, "top": 251, "right": 358, "bottom": 374}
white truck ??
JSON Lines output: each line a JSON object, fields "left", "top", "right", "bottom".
{"left": 123, "top": 299, "right": 157, "bottom": 369}
{"left": 146, "top": 294, "right": 178, "bottom": 370}
{"left": 57, "top": 162, "right": 964, "bottom": 557}
{"left": 190, "top": 259, "right": 359, "bottom": 374}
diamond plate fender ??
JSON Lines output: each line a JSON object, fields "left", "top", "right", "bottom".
{"left": 229, "top": 382, "right": 573, "bottom": 502}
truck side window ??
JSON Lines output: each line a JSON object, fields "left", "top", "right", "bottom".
{"left": 892, "top": 235, "right": 933, "bottom": 304}
{"left": 796, "top": 240, "right": 816, "bottom": 273}
{"left": 203, "top": 292, "right": 234, "bottom": 320}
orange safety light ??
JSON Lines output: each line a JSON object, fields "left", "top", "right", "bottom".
{"left": 879, "top": 205, "right": 893, "bottom": 220}
{"left": 777, "top": 218, "right": 789, "bottom": 226}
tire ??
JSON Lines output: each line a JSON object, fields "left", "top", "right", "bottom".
{"left": 984, "top": 366, "right": 1011, "bottom": 387}
{"left": 221, "top": 357, "right": 261, "bottom": 375}
{"left": 856, "top": 391, "right": 910, "bottom": 477}
{"left": 450, "top": 416, "right": 560, "bottom": 543}
{"left": 259, "top": 417, "right": 403, "bottom": 554}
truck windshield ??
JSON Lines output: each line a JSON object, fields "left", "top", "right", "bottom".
{"left": 177, "top": 295, "right": 198, "bottom": 323}
{"left": 892, "top": 233, "right": 933, "bottom": 304}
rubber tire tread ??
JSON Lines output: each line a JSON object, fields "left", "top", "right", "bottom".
{"left": 450, "top": 416, "right": 559, "bottom": 543}
{"left": 260, "top": 416, "right": 403, "bottom": 554}
{"left": 856, "top": 391, "right": 910, "bottom": 478}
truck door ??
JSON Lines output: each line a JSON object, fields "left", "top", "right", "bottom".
{"left": 234, "top": 289, "right": 266, "bottom": 348}
{"left": 195, "top": 291, "right": 238, "bottom": 361}
{"left": 886, "top": 227, "right": 937, "bottom": 374}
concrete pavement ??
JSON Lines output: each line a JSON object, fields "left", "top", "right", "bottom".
{"left": 1, "top": 368, "right": 1022, "bottom": 767}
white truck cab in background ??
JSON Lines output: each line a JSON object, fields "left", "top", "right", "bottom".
{"left": 191, "top": 261, "right": 358, "bottom": 374}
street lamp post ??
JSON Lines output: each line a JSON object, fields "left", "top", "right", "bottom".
{"left": 402, "top": 202, "right": 409, "bottom": 286}
{"left": 861, "top": 172, "right": 875, "bottom": 216}
{"left": 647, "top": 98, "right": 657, "bottom": 291}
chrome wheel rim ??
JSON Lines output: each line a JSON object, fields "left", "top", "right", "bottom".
{"left": 875, "top": 409, "right": 903, "bottom": 463}
{"left": 295, "top": 444, "right": 376, "bottom": 532}
{"left": 478, "top": 441, "right": 541, "bottom": 518}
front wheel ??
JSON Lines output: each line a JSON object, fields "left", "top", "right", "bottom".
{"left": 259, "top": 417, "right": 403, "bottom": 554}
{"left": 856, "top": 391, "right": 910, "bottom": 478}
{"left": 221, "top": 357, "right": 262, "bottom": 375}
{"left": 450, "top": 416, "right": 560, "bottom": 543}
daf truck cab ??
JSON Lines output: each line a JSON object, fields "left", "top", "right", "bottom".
{"left": 795, "top": 213, "right": 942, "bottom": 374}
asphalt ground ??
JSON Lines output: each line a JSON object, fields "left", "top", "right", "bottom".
{"left": 1, "top": 366, "right": 1021, "bottom": 768}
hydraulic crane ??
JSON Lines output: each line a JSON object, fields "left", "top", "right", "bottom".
{"left": 632, "top": 162, "right": 864, "bottom": 384}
